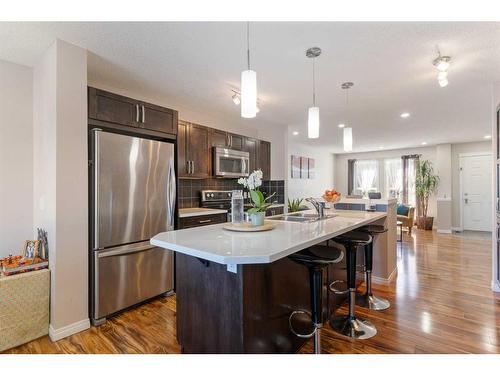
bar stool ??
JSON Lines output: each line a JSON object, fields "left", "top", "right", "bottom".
{"left": 329, "top": 231, "right": 377, "bottom": 340}
{"left": 356, "top": 224, "right": 391, "bottom": 311}
{"left": 288, "top": 244, "right": 344, "bottom": 354}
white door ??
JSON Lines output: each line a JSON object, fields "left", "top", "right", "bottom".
{"left": 460, "top": 154, "right": 492, "bottom": 231}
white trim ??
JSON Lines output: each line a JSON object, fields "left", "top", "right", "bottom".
{"left": 492, "top": 279, "right": 500, "bottom": 293}
{"left": 459, "top": 153, "right": 493, "bottom": 232}
{"left": 49, "top": 318, "right": 90, "bottom": 342}
{"left": 452, "top": 226, "right": 463, "bottom": 232}
{"left": 437, "top": 229, "right": 452, "bottom": 234}
{"left": 372, "top": 267, "right": 398, "bottom": 285}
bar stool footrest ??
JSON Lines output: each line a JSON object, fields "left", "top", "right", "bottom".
{"left": 289, "top": 310, "right": 317, "bottom": 339}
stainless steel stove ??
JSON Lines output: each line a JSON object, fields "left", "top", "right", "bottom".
{"left": 200, "top": 190, "right": 235, "bottom": 217}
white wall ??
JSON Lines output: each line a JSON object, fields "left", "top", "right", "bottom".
{"left": 0, "top": 60, "right": 33, "bottom": 257}
{"left": 451, "top": 141, "right": 491, "bottom": 229}
{"left": 33, "top": 40, "right": 89, "bottom": 339}
{"left": 334, "top": 146, "right": 438, "bottom": 218}
{"left": 287, "top": 135, "right": 335, "bottom": 201}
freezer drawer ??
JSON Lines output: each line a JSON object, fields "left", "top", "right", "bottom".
{"left": 93, "top": 243, "right": 173, "bottom": 320}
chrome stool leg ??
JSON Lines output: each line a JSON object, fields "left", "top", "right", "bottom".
{"left": 356, "top": 239, "right": 390, "bottom": 311}
{"left": 330, "top": 241, "right": 377, "bottom": 340}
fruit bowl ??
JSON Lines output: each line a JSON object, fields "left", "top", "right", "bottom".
{"left": 322, "top": 189, "right": 341, "bottom": 203}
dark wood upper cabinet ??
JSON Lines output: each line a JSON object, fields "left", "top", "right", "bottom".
{"left": 88, "top": 87, "right": 138, "bottom": 127}
{"left": 209, "top": 128, "right": 229, "bottom": 148}
{"left": 243, "top": 137, "right": 258, "bottom": 173}
{"left": 178, "top": 121, "right": 210, "bottom": 179}
{"left": 178, "top": 120, "right": 189, "bottom": 177}
{"left": 88, "top": 87, "right": 178, "bottom": 136}
{"left": 258, "top": 140, "right": 271, "bottom": 181}
{"left": 139, "top": 102, "right": 177, "bottom": 135}
{"left": 188, "top": 123, "right": 210, "bottom": 178}
{"left": 229, "top": 133, "right": 244, "bottom": 150}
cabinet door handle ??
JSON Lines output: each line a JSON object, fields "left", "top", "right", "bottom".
{"left": 135, "top": 104, "right": 140, "bottom": 122}
{"left": 141, "top": 105, "right": 145, "bottom": 123}
{"left": 198, "top": 219, "right": 212, "bottom": 224}
{"left": 187, "top": 161, "right": 191, "bottom": 174}
{"left": 192, "top": 161, "right": 195, "bottom": 174}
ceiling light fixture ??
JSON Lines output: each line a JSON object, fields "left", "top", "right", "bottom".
{"left": 421, "top": 142, "right": 427, "bottom": 145}
{"left": 293, "top": 131, "right": 299, "bottom": 136}
{"left": 338, "top": 123, "right": 345, "bottom": 128}
{"left": 433, "top": 50, "right": 451, "bottom": 88}
{"left": 231, "top": 91, "right": 241, "bottom": 105}
{"left": 241, "top": 22, "right": 257, "bottom": 118}
{"left": 400, "top": 112, "right": 410, "bottom": 118}
{"left": 341, "top": 82, "right": 354, "bottom": 152}
{"left": 306, "top": 47, "right": 321, "bottom": 139}
{"left": 484, "top": 135, "right": 492, "bottom": 139}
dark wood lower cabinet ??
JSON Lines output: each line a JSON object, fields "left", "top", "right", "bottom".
{"left": 178, "top": 213, "right": 227, "bottom": 229}
{"left": 175, "top": 251, "right": 358, "bottom": 353}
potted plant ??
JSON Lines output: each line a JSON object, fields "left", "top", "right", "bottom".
{"left": 238, "top": 170, "right": 275, "bottom": 226}
{"left": 287, "top": 198, "right": 308, "bottom": 213}
{"left": 415, "top": 160, "right": 439, "bottom": 230}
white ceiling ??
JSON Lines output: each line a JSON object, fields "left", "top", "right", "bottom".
{"left": 1, "top": 22, "right": 499, "bottom": 153}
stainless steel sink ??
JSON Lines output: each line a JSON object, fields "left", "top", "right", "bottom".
{"left": 268, "top": 212, "right": 337, "bottom": 223}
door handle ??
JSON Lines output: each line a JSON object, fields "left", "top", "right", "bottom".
{"left": 141, "top": 105, "right": 145, "bottom": 123}
{"left": 198, "top": 219, "right": 212, "bottom": 224}
{"left": 135, "top": 104, "right": 140, "bottom": 123}
{"left": 192, "top": 161, "right": 195, "bottom": 174}
{"left": 187, "top": 161, "right": 191, "bottom": 174}
{"left": 464, "top": 198, "right": 469, "bottom": 204}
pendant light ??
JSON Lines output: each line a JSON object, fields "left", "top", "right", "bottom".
{"left": 433, "top": 48, "right": 451, "bottom": 88}
{"left": 306, "top": 47, "right": 321, "bottom": 139}
{"left": 341, "top": 82, "right": 354, "bottom": 152}
{"left": 241, "top": 22, "right": 257, "bottom": 118}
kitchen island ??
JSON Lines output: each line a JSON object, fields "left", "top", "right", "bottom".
{"left": 151, "top": 209, "right": 393, "bottom": 353}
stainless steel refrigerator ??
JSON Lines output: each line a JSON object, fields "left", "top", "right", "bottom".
{"left": 90, "top": 129, "right": 176, "bottom": 325}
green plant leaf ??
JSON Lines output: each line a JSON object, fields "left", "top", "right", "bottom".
{"left": 247, "top": 207, "right": 260, "bottom": 215}
{"left": 250, "top": 190, "right": 264, "bottom": 207}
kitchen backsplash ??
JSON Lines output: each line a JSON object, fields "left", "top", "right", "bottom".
{"left": 178, "top": 179, "right": 285, "bottom": 209}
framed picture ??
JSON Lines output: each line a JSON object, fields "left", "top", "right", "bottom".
{"left": 291, "top": 155, "right": 301, "bottom": 179}
{"left": 23, "top": 240, "right": 40, "bottom": 259}
{"left": 300, "top": 157, "right": 309, "bottom": 179}
{"left": 308, "top": 158, "right": 315, "bottom": 179}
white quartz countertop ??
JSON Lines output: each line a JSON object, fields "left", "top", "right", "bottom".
{"left": 152, "top": 209, "right": 386, "bottom": 265}
{"left": 179, "top": 207, "right": 228, "bottom": 218}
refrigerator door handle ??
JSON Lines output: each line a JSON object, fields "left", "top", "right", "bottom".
{"left": 167, "top": 157, "right": 176, "bottom": 230}
{"left": 93, "top": 129, "right": 102, "bottom": 250}
{"left": 97, "top": 241, "right": 155, "bottom": 258}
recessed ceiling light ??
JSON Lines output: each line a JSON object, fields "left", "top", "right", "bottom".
{"left": 379, "top": 146, "right": 384, "bottom": 150}
{"left": 400, "top": 112, "right": 410, "bottom": 118}
{"left": 292, "top": 131, "right": 299, "bottom": 136}
{"left": 338, "top": 123, "right": 345, "bottom": 128}
{"left": 421, "top": 142, "right": 427, "bottom": 145}
{"left": 484, "top": 135, "right": 492, "bottom": 139}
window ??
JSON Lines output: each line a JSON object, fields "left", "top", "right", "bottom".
{"left": 353, "top": 160, "right": 379, "bottom": 196}
{"left": 384, "top": 158, "right": 403, "bottom": 201}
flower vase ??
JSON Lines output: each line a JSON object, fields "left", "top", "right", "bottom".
{"left": 250, "top": 212, "right": 265, "bottom": 226}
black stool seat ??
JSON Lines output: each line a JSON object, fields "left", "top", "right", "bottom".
{"left": 288, "top": 243, "right": 344, "bottom": 354}
{"left": 334, "top": 231, "right": 372, "bottom": 246}
{"left": 354, "top": 225, "right": 391, "bottom": 311}
{"left": 289, "top": 244, "right": 344, "bottom": 266}
{"left": 359, "top": 224, "right": 388, "bottom": 234}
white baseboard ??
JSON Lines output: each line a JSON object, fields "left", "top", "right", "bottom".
{"left": 372, "top": 267, "right": 398, "bottom": 285}
{"left": 452, "top": 227, "right": 463, "bottom": 232}
{"left": 437, "top": 229, "right": 452, "bottom": 234}
{"left": 49, "top": 318, "right": 90, "bottom": 342}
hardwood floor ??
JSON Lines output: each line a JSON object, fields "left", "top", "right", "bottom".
{"left": 5, "top": 229, "right": 499, "bottom": 354}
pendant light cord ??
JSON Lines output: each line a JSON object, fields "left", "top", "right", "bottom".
{"left": 312, "top": 57, "right": 316, "bottom": 106}
{"left": 246, "top": 22, "right": 250, "bottom": 70}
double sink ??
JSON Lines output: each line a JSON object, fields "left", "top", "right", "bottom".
{"left": 268, "top": 212, "right": 337, "bottom": 223}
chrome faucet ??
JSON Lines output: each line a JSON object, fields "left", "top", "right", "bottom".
{"left": 306, "top": 197, "right": 326, "bottom": 218}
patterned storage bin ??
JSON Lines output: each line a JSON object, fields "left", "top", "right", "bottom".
{"left": 0, "top": 269, "right": 50, "bottom": 352}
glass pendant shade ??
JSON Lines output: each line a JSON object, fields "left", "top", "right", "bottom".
{"left": 241, "top": 70, "right": 257, "bottom": 118}
{"left": 438, "top": 78, "right": 449, "bottom": 87}
{"left": 308, "top": 106, "right": 320, "bottom": 139}
{"left": 343, "top": 127, "right": 353, "bottom": 152}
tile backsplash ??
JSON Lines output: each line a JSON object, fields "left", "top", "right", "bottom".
{"left": 178, "top": 178, "right": 285, "bottom": 209}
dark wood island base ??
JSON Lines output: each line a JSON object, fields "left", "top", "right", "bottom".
{"left": 175, "top": 251, "right": 352, "bottom": 354}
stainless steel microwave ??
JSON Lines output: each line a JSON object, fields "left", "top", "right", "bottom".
{"left": 213, "top": 147, "right": 250, "bottom": 178}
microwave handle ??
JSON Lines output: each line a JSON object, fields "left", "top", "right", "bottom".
{"left": 242, "top": 157, "right": 247, "bottom": 174}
